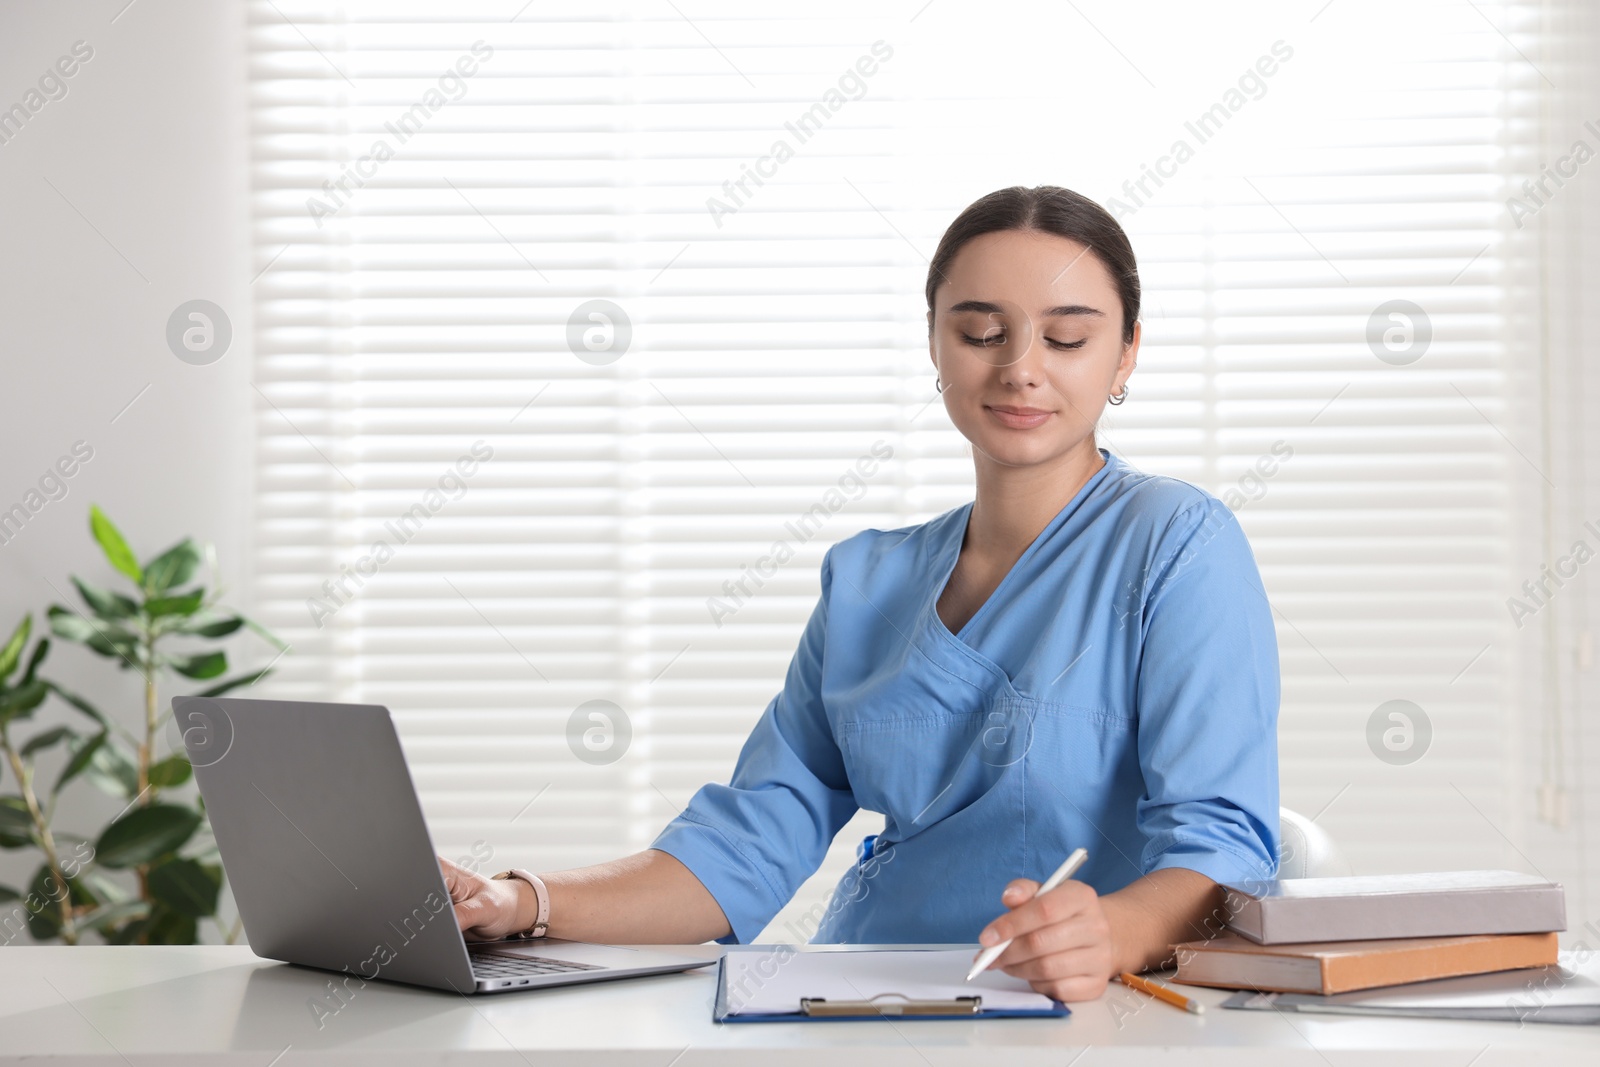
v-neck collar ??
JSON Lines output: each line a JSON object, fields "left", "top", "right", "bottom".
{"left": 928, "top": 448, "right": 1118, "bottom": 647}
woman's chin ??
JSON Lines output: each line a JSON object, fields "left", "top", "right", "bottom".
{"left": 973, "top": 434, "right": 1083, "bottom": 470}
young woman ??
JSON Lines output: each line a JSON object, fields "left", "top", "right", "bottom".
{"left": 442, "top": 185, "right": 1281, "bottom": 1004}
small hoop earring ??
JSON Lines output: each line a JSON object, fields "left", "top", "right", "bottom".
{"left": 935, "top": 376, "right": 943, "bottom": 393}
{"left": 1108, "top": 384, "right": 1129, "bottom": 406}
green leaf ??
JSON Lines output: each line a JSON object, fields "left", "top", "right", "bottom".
{"left": 25, "top": 864, "right": 66, "bottom": 939}
{"left": 46, "top": 682, "right": 109, "bottom": 728}
{"left": 94, "top": 804, "right": 202, "bottom": 868}
{"left": 0, "top": 882, "right": 19, "bottom": 903}
{"left": 147, "top": 857, "right": 222, "bottom": 918}
{"left": 46, "top": 608, "right": 94, "bottom": 643}
{"left": 55, "top": 731, "right": 107, "bottom": 795}
{"left": 83, "top": 741, "right": 139, "bottom": 800}
{"left": 103, "top": 916, "right": 148, "bottom": 944}
{"left": 81, "top": 898, "right": 149, "bottom": 934}
{"left": 71, "top": 576, "right": 138, "bottom": 620}
{"left": 82, "top": 871, "right": 128, "bottom": 905}
{"left": 143, "top": 903, "right": 199, "bottom": 945}
{"left": 146, "top": 590, "right": 205, "bottom": 618}
{"left": 0, "top": 616, "right": 29, "bottom": 681}
{"left": 65, "top": 871, "right": 99, "bottom": 907}
{"left": 20, "top": 725, "right": 74, "bottom": 757}
{"left": 197, "top": 667, "right": 274, "bottom": 699}
{"left": 89, "top": 630, "right": 140, "bottom": 662}
{"left": 146, "top": 754, "right": 193, "bottom": 789}
{"left": 19, "top": 636, "right": 50, "bottom": 685}
{"left": 166, "top": 651, "right": 226, "bottom": 680}
{"left": 186, "top": 840, "right": 219, "bottom": 861}
{"left": 19, "top": 865, "right": 91, "bottom": 940}
{"left": 0, "top": 796, "right": 36, "bottom": 848}
{"left": 89, "top": 505, "right": 142, "bottom": 584}
{"left": 142, "top": 539, "right": 201, "bottom": 596}
{"left": 173, "top": 616, "right": 243, "bottom": 639}
{"left": 47, "top": 607, "right": 139, "bottom": 662}
{"left": 0, "top": 679, "right": 48, "bottom": 726}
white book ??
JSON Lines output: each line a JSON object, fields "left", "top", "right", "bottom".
{"left": 1221, "top": 869, "right": 1566, "bottom": 944}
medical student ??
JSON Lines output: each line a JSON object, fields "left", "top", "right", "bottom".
{"left": 442, "top": 185, "right": 1281, "bottom": 1004}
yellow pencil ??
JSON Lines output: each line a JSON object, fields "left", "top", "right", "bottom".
{"left": 1117, "top": 971, "right": 1206, "bottom": 1014}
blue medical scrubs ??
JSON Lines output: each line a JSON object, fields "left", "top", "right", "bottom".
{"left": 650, "top": 448, "right": 1281, "bottom": 944}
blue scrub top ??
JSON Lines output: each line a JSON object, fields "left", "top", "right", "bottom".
{"left": 650, "top": 448, "right": 1282, "bottom": 944}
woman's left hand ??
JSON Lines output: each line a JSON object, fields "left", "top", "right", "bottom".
{"left": 975, "top": 877, "right": 1118, "bottom": 1002}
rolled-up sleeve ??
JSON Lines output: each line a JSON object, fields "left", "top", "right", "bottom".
{"left": 1133, "top": 497, "right": 1281, "bottom": 886}
{"left": 649, "top": 547, "right": 858, "bottom": 943}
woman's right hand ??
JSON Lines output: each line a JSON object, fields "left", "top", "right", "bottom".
{"left": 438, "top": 855, "right": 531, "bottom": 941}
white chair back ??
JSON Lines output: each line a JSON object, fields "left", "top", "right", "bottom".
{"left": 1276, "top": 806, "right": 1353, "bottom": 880}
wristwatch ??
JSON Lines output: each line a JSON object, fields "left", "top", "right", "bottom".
{"left": 491, "top": 868, "right": 550, "bottom": 940}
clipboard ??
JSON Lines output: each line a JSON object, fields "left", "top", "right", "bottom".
{"left": 712, "top": 947, "right": 1071, "bottom": 1022}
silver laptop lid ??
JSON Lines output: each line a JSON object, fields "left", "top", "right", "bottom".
{"left": 173, "top": 696, "right": 478, "bottom": 993}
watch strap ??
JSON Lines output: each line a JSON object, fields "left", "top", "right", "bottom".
{"left": 492, "top": 868, "right": 550, "bottom": 939}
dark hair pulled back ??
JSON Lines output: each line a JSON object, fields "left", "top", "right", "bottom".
{"left": 925, "top": 185, "right": 1140, "bottom": 345}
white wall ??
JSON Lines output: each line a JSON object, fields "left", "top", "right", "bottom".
{"left": 1528, "top": 1, "right": 1600, "bottom": 952}
{"left": 0, "top": 0, "right": 251, "bottom": 935}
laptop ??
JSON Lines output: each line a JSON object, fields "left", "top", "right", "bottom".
{"left": 171, "top": 695, "right": 712, "bottom": 994}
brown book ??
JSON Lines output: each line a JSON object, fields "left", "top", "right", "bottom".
{"left": 1168, "top": 930, "right": 1560, "bottom": 995}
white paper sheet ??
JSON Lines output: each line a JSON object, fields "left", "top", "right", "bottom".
{"left": 1283, "top": 956, "right": 1599, "bottom": 1010}
{"left": 721, "top": 948, "right": 1057, "bottom": 1015}
{"left": 1219, "top": 951, "right": 1600, "bottom": 1023}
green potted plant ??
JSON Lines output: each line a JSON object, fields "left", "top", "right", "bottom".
{"left": 0, "top": 505, "right": 285, "bottom": 944}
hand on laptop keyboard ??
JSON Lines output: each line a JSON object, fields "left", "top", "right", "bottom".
{"left": 440, "top": 855, "right": 531, "bottom": 942}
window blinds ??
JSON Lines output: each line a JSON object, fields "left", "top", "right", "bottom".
{"left": 249, "top": 0, "right": 1546, "bottom": 938}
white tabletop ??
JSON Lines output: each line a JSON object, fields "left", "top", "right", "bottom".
{"left": 2, "top": 945, "right": 1595, "bottom": 1065}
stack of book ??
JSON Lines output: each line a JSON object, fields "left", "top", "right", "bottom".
{"left": 1169, "top": 869, "right": 1566, "bottom": 996}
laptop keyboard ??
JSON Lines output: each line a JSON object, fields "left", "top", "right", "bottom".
{"left": 470, "top": 950, "right": 604, "bottom": 979}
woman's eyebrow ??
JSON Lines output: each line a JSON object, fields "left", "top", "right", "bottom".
{"left": 946, "top": 299, "right": 1105, "bottom": 318}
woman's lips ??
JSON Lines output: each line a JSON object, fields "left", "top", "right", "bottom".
{"left": 986, "top": 405, "right": 1053, "bottom": 429}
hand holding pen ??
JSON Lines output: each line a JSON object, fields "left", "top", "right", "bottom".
{"left": 967, "top": 847, "right": 1137, "bottom": 1005}
{"left": 967, "top": 847, "right": 1209, "bottom": 1011}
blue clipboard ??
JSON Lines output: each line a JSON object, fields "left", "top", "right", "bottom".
{"left": 712, "top": 949, "right": 1071, "bottom": 1022}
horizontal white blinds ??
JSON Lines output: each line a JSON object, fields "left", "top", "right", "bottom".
{"left": 250, "top": 0, "right": 1544, "bottom": 934}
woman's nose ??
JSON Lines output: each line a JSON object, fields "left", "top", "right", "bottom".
{"left": 996, "top": 313, "right": 1049, "bottom": 386}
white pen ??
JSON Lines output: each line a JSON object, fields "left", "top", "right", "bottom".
{"left": 966, "top": 847, "right": 1090, "bottom": 982}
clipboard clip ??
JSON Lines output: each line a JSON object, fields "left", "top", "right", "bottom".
{"left": 800, "top": 994, "right": 983, "bottom": 1017}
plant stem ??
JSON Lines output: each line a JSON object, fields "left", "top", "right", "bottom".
{"left": 139, "top": 630, "right": 155, "bottom": 804}
{"left": 1, "top": 733, "right": 78, "bottom": 945}
{"left": 135, "top": 628, "right": 158, "bottom": 922}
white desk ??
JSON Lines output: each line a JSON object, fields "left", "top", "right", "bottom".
{"left": 1, "top": 945, "right": 1595, "bottom": 1065}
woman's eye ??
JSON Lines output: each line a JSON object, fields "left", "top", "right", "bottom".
{"left": 960, "top": 332, "right": 1006, "bottom": 347}
{"left": 958, "top": 332, "right": 1087, "bottom": 350}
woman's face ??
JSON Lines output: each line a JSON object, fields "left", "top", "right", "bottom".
{"left": 927, "top": 228, "right": 1138, "bottom": 471}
